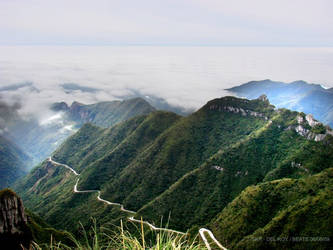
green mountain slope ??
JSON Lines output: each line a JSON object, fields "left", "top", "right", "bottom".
{"left": 13, "top": 96, "right": 333, "bottom": 247}
{"left": 14, "top": 111, "right": 181, "bottom": 229}
{"left": 0, "top": 136, "right": 30, "bottom": 188}
{"left": 136, "top": 108, "right": 333, "bottom": 230}
{"left": 98, "top": 96, "right": 272, "bottom": 212}
{"left": 209, "top": 168, "right": 333, "bottom": 250}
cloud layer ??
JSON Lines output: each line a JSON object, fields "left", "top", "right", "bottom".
{"left": 0, "top": 46, "right": 333, "bottom": 123}
{"left": 0, "top": 96, "right": 21, "bottom": 134}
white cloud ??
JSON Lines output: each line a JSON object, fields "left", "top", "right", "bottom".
{"left": 0, "top": 46, "right": 333, "bottom": 122}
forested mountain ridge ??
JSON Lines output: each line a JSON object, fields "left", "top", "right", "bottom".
{"left": 136, "top": 99, "right": 333, "bottom": 231}
{"left": 209, "top": 168, "right": 333, "bottom": 249}
{"left": 51, "top": 97, "right": 156, "bottom": 127}
{"left": 13, "top": 96, "right": 333, "bottom": 249}
{"left": 8, "top": 97, "right": 156, "bottom": 166}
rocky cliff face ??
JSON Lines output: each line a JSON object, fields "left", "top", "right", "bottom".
{"left": 0, "top": 189, "right": 32, "bottom": 249}
{"left": 287, "top": 114, "right": 333, "bottom": 142}
{"left": 207, "top": 95, "right": 272, "bottom": 120}
{"left": 209, "top": 104, "right": 269, "bottom": 120}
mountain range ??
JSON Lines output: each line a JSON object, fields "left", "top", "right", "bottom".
{"left": 227, "top": 79, "right": 333, "bottom": 127}
{"left": 13, "top": 95, "right": 333, "bottom": 249}
{"left": 6, "top": 97, "right": 155, "bottom": 165}
{"left": 51, "top": 97, "right": 156, "bottom": 127}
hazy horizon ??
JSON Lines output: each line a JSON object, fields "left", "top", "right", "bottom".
{"left": 1, "top": 45, "right": 333, "bottom": 123}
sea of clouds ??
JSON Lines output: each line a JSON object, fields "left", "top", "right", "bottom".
{"left": 1, "top": 46, "right": 333, "bottom": 124}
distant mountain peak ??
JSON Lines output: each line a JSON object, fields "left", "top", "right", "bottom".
{"left": 70, "top": 101, "right": 84, "bottom": 108}
{"left": 58, "top": 98, "right": 156, "bottom": 128}
{"left": 50, "top": 101, "right": 69, "bottom": 112}
{"left": 124, "top": 96, "right": 146, "bottom": 102}
{"left": 290, "top": 80, "right": 307, "bottom": 85}
{"left": 228, "top": 79, "right": 333, "bottom": 127}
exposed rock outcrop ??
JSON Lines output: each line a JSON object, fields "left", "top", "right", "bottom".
{"left": 208, "top": 95, "right": 271, "bottom": 120}
{"left": 209, "top": 105, "right": 269, "bottom": 120}
{"left": 305, "top": 114, "right": 320, "bottom": 127}
{"left": 0, "top": 189, "right": 32, "bottom": 249}
{"left": 257, "top": 94, "right": 269, "bottom": 102}
{"left": 287, "top": 114, "right": 333, "bottom": 142}
{"left": 212, "top": 165, "right": 224, "bottom": 171}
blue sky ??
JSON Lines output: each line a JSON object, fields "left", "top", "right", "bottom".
{"left": 0, "top": 0, "right": 332, "bottom": 46}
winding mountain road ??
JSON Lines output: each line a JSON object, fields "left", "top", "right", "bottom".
{"left": 47, "top": 157, "right": 226, "bottom": 249}
{"left": 199, "top": 229, "right": 227, "bottom": 250}
{"left": 48, "top": 157, "right": 79, "bottom": 176}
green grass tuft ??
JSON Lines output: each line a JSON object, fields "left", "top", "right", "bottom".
{"left": 31, "top": 218, "right": 205, "bottom": 250}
